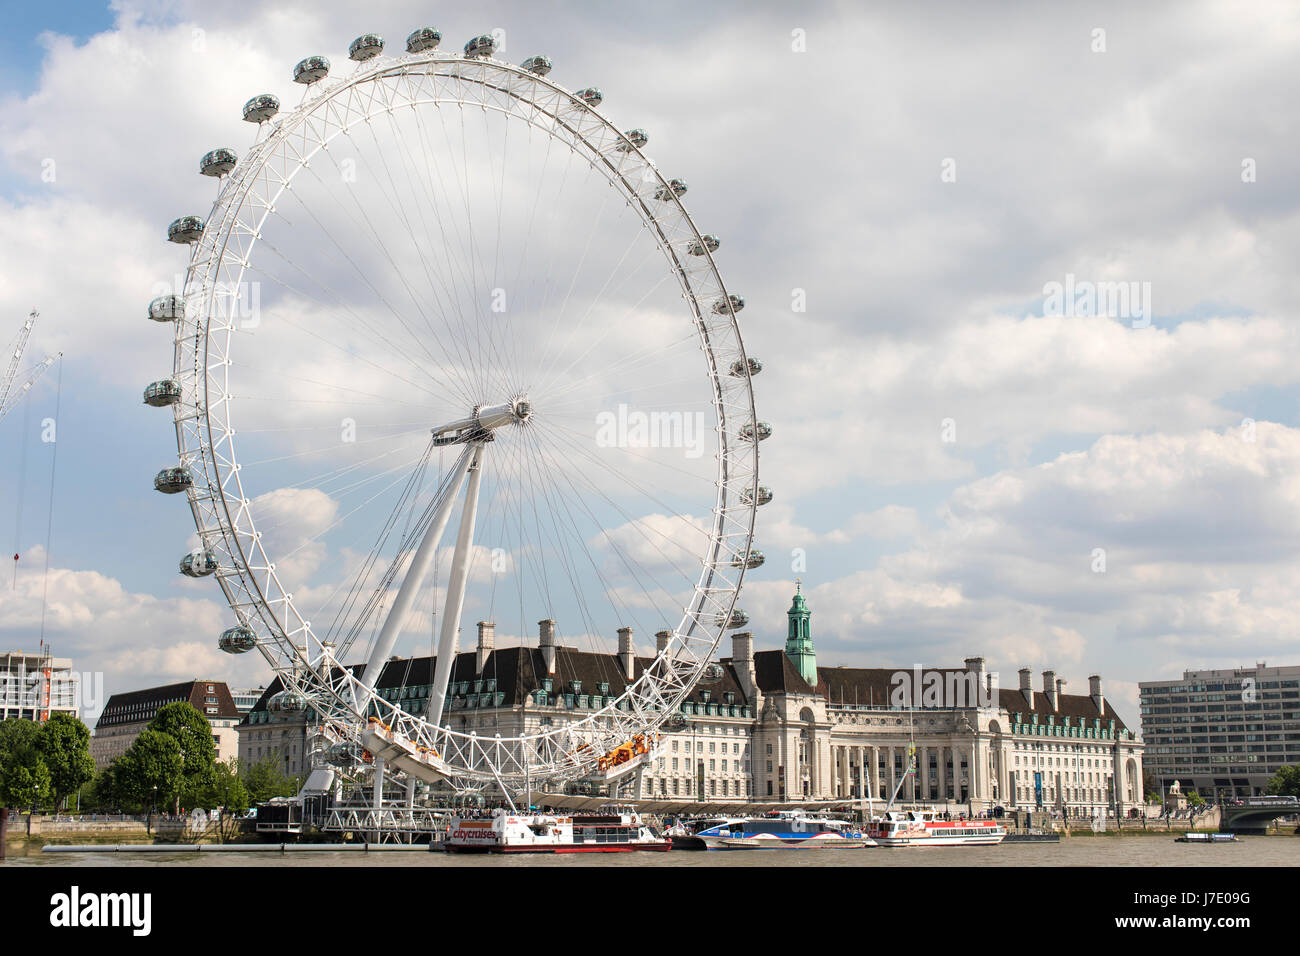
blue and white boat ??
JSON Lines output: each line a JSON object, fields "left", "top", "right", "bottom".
{"left": 673, "top": 810, "right": 872, "bottom": 850}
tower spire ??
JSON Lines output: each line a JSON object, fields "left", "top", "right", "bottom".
{"left": 785, "top": 581, "right": 817, "bottom": 686}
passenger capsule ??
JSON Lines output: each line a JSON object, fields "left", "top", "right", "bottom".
{"left": 327, "top": 740, "right": 364, "bottom": 766}
{"left": 179, "top": 549, "right": 219, "bottom": 577}
{"left": 665, "top": 713, "right": 689, "bottom": 730}
{"left": 728, "top": 357, "right": 762, "bottom": 377}
{"left": 712, "top": 293, "right": 745, "bottom": 315}
{"left": 143, "top": 379, "right": 181, "bottom": 407}
{"left": 464, "top": 34, "right": 497, "bottom": 59}
{"left": 654, "top": 178, "right": 688, "bottom": 201}
{"left": 406, "top": 27, "right": 442, "bottom": 53}
{"left": 688, "top": 235, "right": 721, "bottom": 256}
{"left": 218, "top": 624, "right": 257, "bottom": 654}
{"left": 739, "top": 421, "right": 772, "bottom": 443}
{"left": 153, "top": 466, "right": 193, "bottom": 494}
{"left": 615, "top": 128, "right": 648, "bottom": 152}
{"left": 293, "top": 55, "right": 331, "bottom": 84}
{"left": 199, "top": 148, "right": 237, "bottom": 177}
{"left": 349, "top": 34, "right": 384, "bottom": 61}
{"left": 731, "top": 549, "right": 766, "bottom": 570}
{"left": 717, "top": 609, "right": 749, "bottom": 629}
{"left": 242, "top": 93, "right": 280, "bottom": 123}
{"left": 148, "top": 295, "right": 184, "bottom": 323}
{"left": 268, "top": 688, "right": 308, "bottom": 717}
{"left": 699, "top": 662, "right": 726, "bottom": 684}
{"left": 167, "top": 216, "right": 204, "bottom": 244}
{"left": 575, "top": 87, "right": 603, "bottom": 107}
{"left": 740, "top": 485, "right": 773, "bottom": 507}
{"left": 521, "top": 55, "right": 552, "bottom": 76}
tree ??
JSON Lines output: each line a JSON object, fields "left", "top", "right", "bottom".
{"left": 199, "top": 759, "right": 250, "bottom": 814}
{"left": 1186, "top": 789, "right": 1206, "bottom": 808}
{"left": 147, "top": 702, "right": 217, "bottom": 813}
{"left": 239, "top": 752, "right": 301, "bottom": 805}
{"left": 0, "top": 719, "right": 53, "bottom": 817}
{"left": 115, "top": 730, "right": 183, "bottom": 815}
{"left": 38, "top": 713, "right": 96, "bottom": 811}
{"left": 1266, "top": 764, "right": 1300, "bottom": 799}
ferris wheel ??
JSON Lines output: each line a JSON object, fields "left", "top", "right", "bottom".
{"left": 147, "top": 26, "right": 770, "bottom": 792}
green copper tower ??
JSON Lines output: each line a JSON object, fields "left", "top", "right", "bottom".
{"left": 785, "top": 580, "right": 817, "bottom": 686}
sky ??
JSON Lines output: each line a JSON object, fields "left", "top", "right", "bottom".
{"left": 1, "top": 0, "right": 1299, "bottom": 730}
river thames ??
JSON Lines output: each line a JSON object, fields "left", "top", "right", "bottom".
{"left": 6, "top": 838, "right": 1297, "bottom": 867}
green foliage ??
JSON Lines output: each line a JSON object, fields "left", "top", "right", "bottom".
{"left": 114, "top": 729, "right": 184, "bottom": 811}
{"left": 198, "top": 759, "right": 250, "bottom": 813}
{"left": 147, "top": 701, "right": 218, "bottom": 812}
{"left": 38, "top": 713, "right": 95, "bottom": 810}
{"left": 1186, "top": 789, "right": 1206, "bottom": 807}
{"left": 0, "top": 718, "right": 52, "bottom": 809}
{"left": 239, "top": 752, "right": 301, "bottom": 804}
{"left": 1266, "top": 764, "right": 1300, "bottom": 799}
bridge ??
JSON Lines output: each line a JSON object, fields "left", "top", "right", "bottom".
{"left": 1219, "top": 795, "right": 1299, "bottom": 834}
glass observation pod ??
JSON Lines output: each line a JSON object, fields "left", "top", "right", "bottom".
{"left": 349, "top": 34, "right": 384, "bottom": 61}
{"left": 148, "top": 295, "right": 183, "bottom": 322}
{"left": 464, "top": 34, "right": 496, "bottom": 59}
{"left": 731, "top": 549, "right": 765, "bottom": 570}
{"left": 167, "top": 216, "right": 204, "bottom": 244}
{"left": 521, "top": 54, "right": 552, "bottom": 76}
{"left": 740, "top": 485, "right": 773, "bottom": 506}
{"left": 712, "top": 293, "right": 745, "bottom": 315}
{"left": 143, "top": 379, "right": 181, "bottom": 407}
{"left": 327, "top": 740, "right": 363, "bottom": 766}
{"left": 218, "top": 625, "right": 257, "bottom": 655}
{"left": 575, "top": 87, "right": 603, "bottom": 107}
{"left": 242, "top": 93, "right": 280, "bottom": 124}
{"left": 665, "top": 713, "right": 689, "bottom": 730}
{"left": 729, "top": 357, "right": 762, "bottom": 377}
{"left": 718, "top": 609, "right": 749, "bottom": 629}
{"left": 153, "top": 466, "right": 193, "bottom": 494}
{"left": 406, "top": 27, "right": 441, "bottom": 53}
{"left": 699, "top": 662, "right": 726, "bottom": 684}
{"left": 739, "top": 421, "right": 772, "bottom": 442}
{"left": 179, "top": 549, "right": 219, "bottom": 577}
{"left": 654, "top": 179, "right": 688, "bottom": 201}
{"left": 268, "top": 689, "right": 308, "bottom": 717}
{"left": 688, "top": 235, "right": 721, "bottom": 256}
{"left": 293, "top": 56, "right": 330, "bottom": 84}
{"left": 615, "top": 128, "right": 648, "bottom": 152}
{"left": 199, "top": 147, "right": 237, "bottom": 178}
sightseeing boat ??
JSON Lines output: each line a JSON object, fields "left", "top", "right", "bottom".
{"left": 444, "top": 805, "right": 670, "bottom": 853}
{"left": 675, "top": 810, "right": 872, "bottom": 850}
{"left": 867, "top": 810, "right": 1006, "bottom": 847}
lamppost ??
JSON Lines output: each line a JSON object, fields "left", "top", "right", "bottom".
{"left": 147, "top": 784, "right": 158, "bottom": 834}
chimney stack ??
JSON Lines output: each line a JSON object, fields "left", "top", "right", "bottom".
{"left": 1043, "top": 670, "right": 1057, "bottom": 712}
{"left": 1019, "top": 667, "right": 1034, "bottom": 709}
{"left": 617, "top": 626, "right": 635, "bottom": 681}
{"left": 539, "top": 619, "right": 557, "bottom": 675}
{"left": 964, "top": 656, "right": 985, "bottom": 675}
{"left": 476, "top": 621, "right": 495, "bottom": 673}
{"left": 655, "top": 629, "right": 672, "bottom": 657}
{"left": 731, "top": 631, "right": 756, "bottom": 702}
{"left": 1089, "top": 674, "right": 1105, "bottom": 716}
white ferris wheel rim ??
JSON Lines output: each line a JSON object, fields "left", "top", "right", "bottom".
{"left": 167, "top": 43, "right": 761, "bottom": 787}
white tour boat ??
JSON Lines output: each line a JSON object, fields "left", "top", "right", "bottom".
{"left": 867, "top": 809, "right": 1006, "bottom": 847}
{"left": 676, "top": 810, "right": 872, "bottom": 850}
{"left": 445, "top": 805, "right": 670, "bottom": 854}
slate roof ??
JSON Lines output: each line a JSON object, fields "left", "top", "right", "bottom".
{"left": 96, "top": 679, "right": 240, "bottom": 730}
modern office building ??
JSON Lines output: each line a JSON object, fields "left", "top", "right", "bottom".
{"left": 240, "top": 587, "right": 1144, "bottom": 815}
{"left": 1139, "top": 664, "right": 1300, "bottom": 800}
{"left": 230, "top": 687, "right": 266, "bottom": 716}
{"left": 91, "top": 679, "right": 242, "bottom": 769}
{"left": 0, "top": 649, "right": 79, "bottom": 722}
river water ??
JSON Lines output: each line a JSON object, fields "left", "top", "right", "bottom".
{"left": 6, "top": 837, "right": 1298, "bottom": 867}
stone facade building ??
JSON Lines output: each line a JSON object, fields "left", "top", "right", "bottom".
{"left": 91, "top": 679, "right": 241, "bottom": 770}
{"left": 240, "top": 587, "right": 1144, "bottom": 815}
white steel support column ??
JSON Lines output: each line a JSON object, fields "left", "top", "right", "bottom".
{"left": 428, "top": 442, "right": 486, "bottom": 729}
{"left": 362, "top": 444, "right": 476, "bottom": 697}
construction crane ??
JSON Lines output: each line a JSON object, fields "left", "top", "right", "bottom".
{"left": 0, "top": 310, "right": 55, "bottom": 425}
